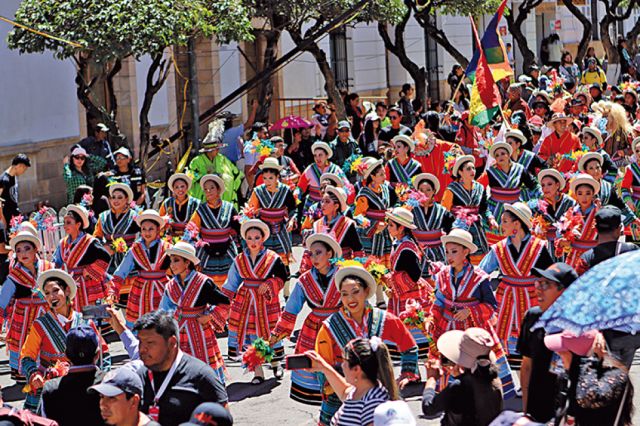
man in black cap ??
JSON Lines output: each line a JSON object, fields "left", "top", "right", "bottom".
{"left": 90, "top": 365, "right": 160, "bottom": 426}
{"left": 517, "top": 263, "right": 578, "bottom": 423}
{"left": 40, "top": 326, "right": 105, "bottom": 425}
{"left": 528, "top": 65, "right": 540, "bottom": 88}
{"left": 577, "top": 206, "right": 638, "bottom": 274}
{"left": 180, "top": 402, "right": 233, "bottom": 426}
{"left": 589, "top": 82, "right": 604, "bottom": 103}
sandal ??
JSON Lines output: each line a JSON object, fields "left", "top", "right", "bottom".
{"left": 251, "top": 376, "right": 265, "bottom": 385}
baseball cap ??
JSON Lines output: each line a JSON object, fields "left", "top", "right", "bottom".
{"left": 113, "top": 147, "right": 132, "bottom": 158}
{"left": 179, "top": 403, "right": 233, "bottom": 426}
{"left": 373, "top": 401, "right": 416, "bottom": 425}
{"left": 532, "top": 263, "right": 578, "bottom": 289}
{"left": 65, "top": 326, "right": 99, "bottom": 365}
{"left": 71, "top": 146, "right": 88, "bottom": 157}
{"left": 89, "top": 366, "right": 144, "bottom": 397}
{"left": 595, "top": 205, "right": 622, "bottom": 232}
{"left": 96, "top": 123, "right": 109, "bottom": 132}
{"left": 590, "top": 82, "right": 602, "bottom": 91}
{"left": 544, "top": 330, "right": 598, "bottom": 356}
{"left": 337, "top": 120, "right": 351, "bottom": 130}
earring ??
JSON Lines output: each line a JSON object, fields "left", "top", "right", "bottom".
{"left": 512, "top": 229, "right": 518, "bottom": 236}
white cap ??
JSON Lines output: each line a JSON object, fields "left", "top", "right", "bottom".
{"left": 373, "top": 401, "right": 416, "bottom": 426}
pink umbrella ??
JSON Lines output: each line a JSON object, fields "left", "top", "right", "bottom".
{"left": 270, "top": 115, "right": 313, "bottom": 131}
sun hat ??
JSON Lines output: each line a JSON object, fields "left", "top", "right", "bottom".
{"left": 413, "top": 173, "right": 440, "bottom": 194}
{"left": 577, "top": 152, "right": 603, "bottom": 173}
{"left": 441, "top": 228, "right": 478, "bottom": 253}
{"left": 135, "top": 209, "right": 166, "bottom": 228}
{"left": 166, "top": 241, "right": 200, "bottom": 265}
{"left": 581, "top": 127, "right": 603, "bottom": 146}
{"left": 544, "top": 330, "right": 599, "bottom": 356}
{"left": 305, "top": 233, "right": 342, "bottom": 258}
{"left": 385, "top": 207, "right": 417, "bottom": 230}
{"left": 452, "top": 155, "right": 475, "bottom": 177}
{"left": 570, "top": 173, "right": 600, "bottom": 195}
{"left": 259, "top": 157, "right": 283, "bottom": 172}
{"left": 489, "top": 142, "right": 513, "bottom": 159}
{"left": 320, "top": 172, "right": 344, "bottom": 188}
{"left": 547, "top": 113, "right": 572, "bottom": 127}
{"left": 437, "top": 328, "right": 496, "bottom": 370}
{"left": 240, "top": 219, "right": 270, "bottom": 241}
{"left": 71, "top": 146, "right": 88, "bottom": 157}
{"left": 200, "top": 174, "right": 225, "bottom": 194}
{"left": 113, "top": 147, "right": 132, "bottom": 158}
{"left": 324, "top": 185, "right": 348, "bottom": 212}
{"left": 66, "top": 204, "right": 90, "bottom": 230}
{"left": 632, "top": 136, "right": 640, "bottom": 151}
{"left": 392, "top": 134, "right": 415, "bottom": 152}
{"left": 503, "top": 202, "right": 533, "bottom": 229}
{"left": 312, "top": 141, "right": 333, "bottom": 159}
{"left": 108, "top": 183, "right": 134, "bottom": 202}
{"left": 37, "top": 269, "right": 77, "bottom": 300}
{"left": 363, "top": 159, "right": 384, "bottom": 181}
{"left": 10, "top": 230, "right": 42, "bottom": 252}
{"left": 538, "top": 169, "right": 566, "bottom": 191}
{"left": 335, "top": 265, "right": 376, "bottom": 300}
{"left": 505, "top": 129, "right": 527, "bottom": 145}
{"left": 168, "top": 173, "right": 193, "bottom": 192}
{"left": 18, "top": 221, "right": 38, "bottom": 238}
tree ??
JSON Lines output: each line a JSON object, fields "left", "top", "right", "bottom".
{"left": 599, "top": 0, "right": 638, "bottom": 66}
{"left": 8, "top": 0, "right": 252, "bottom": 159}
{"left": 504, "top": 0, "right": 543, "bottom": 73}
{"left": 561, "top": 0, "right": 592, "bottom": 66}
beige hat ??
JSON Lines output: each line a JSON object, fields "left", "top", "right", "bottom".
{"left": 503, "top": 202, "right": 533, "bottom": 229}
{"left": 335, "top": 265, "right": 376, "bottom": 300}
{"left": 363, "top": 159, "right": 384, "bottom": 180}
{"left": 168, "top": 173, "right": 192, "bottom": 192}
{"left": 166, "top": 241, "right": 200, "bottom": 265}
{"left": 37, "top": 269, "right": 77, "bottom": 301}
{"left": 306, "top": 233, "right": 343, "bottom": 259}
{"left": 200, "top": 174, "right": 225, "bottom": 194}
{"left": 547, "top": 113, "right": 572, "bottom": 127}
{"left": 441, "top": 228, "right": 478, "bottom": 253}
{"left": 633, "top": 136, "right": 640, "bottom": 151}
{"left": 452, "top": 155, "right": 475, "bottom": 177}
{"left": 570, "top": 173, "right": 600, "bottom": 195}
{"left": 437, "top": 328, "right": 496, "bottom": 370}
{"left": 10, "top": 231, "right": 41, "bottom": 252}
{"left": 320, "top": 172, "right": 344, "bottom": 188}
{"left": 538, "top": 169, "right": 566, "bottom": 191}
{"left": 392, "top": 134, "right": 415, "bottom": 152}
{"left": 240, "top": 219, "right": 271, "bottom": 241}
{"left": 66, "top": 204, "right": 90, "bottom": 230}
{"left": 19, "top": 221, "right": 38, "bottom": 238}
{"left": 582, "top": 127, "right": 603, "bottom": 146}
{"left": 259, "top": 157, "right": 283, "bottom": 172}
{"left": 577, "top": 152, "right": 603, "bottom": 173}
{"left": 505, "top": 129, "right": 527, "bottom": 145}
{"left": 489, "top": 142, "right": 513, "bottom": 159}
{"left": 312, "top": 141, "right": 333, "bottom": 159}
{"left": 413, "top": 173, "right": 440, "bottom": 194}
{"left": 135, "top": 209, "right": 166, "bottom": 228}
{"left": 108, "top": 183, "right": 134, "bottom": 202}
{"left": 385, "top": 207, "right": 417, "bottom": 230}
{"left": 325, "top": 185, "right": 348, "bottom": 212}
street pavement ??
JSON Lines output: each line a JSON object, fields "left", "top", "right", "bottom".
{"left": 0, "top": 246, "right": 638, "bottom": 425}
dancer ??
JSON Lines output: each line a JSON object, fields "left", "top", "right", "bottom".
{"left": 385, "top": 135, "right": 422, "bottom": 188}
{"left": 159, "top": 173, "right": 201, "bottom": 237}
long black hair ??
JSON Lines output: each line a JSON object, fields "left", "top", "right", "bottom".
{"left": 344, "top": 338, "right": 399, "bottom": 400}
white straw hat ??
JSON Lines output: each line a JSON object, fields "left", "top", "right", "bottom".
{"left": 312, "top": 141, "right": 333, "bottom": 159}
{"left": 441, "top": 228, "right": 478, "bottom": 253}
{"left": 10, "top": 230, "right": 41, "bottom": 252}
{"left": 200, "top": 174, "right": 225, "bottom": 194}
{"left": 505, "top": 129, "right": 527, "bottom": 145}
{"left": 320, "top": 173, "right": 344, "bottom": 188}
{"left": 259, "top": 157, "right": 284, "bottom": 172}
{"left": 66, "top": 204, "right": 90, "bottom": 230}
{"left": 363, "top": 159, "right": 384, "bottom": 180}
{"left": 582, "top": 127, "right": 603, "bottom": 146}
{"left": 538, "top": 169, "right": 566, "bottom": 191}
{"left": 306, "top": 233, "right": 343, "bottom": 258}
{"left": 413, "top": 173, "right": 440, "bottom": 194}
{"left": 325, "top": 185, "right": 348, "bottom": 212}
{"left": 335, "top": 265, "right": 376, "bottom": 300}
{"left": 37, "top": 269, "right": 77, "bottom": 301}
{"left": 452, "top": 155, "right": 475, "bottom": 177}
{"left": 570, "top": 173, "right": 600, "bottom": 195}
{"left": 168, "top": 173, "right": 193, "bottom": 192}
{"left": 240, "top": 219, "right": 271, "bottom": 241}
{"left": 108, "top": 183, "right": 134, "bottom": 202}
{"left": 135, "top": 209, "right": 166, "bottom": 228}
{"left": 503, "top": 202, "right": 533, "bottom": 229}
{"left": 166, "top": 241, "right": 200, "bottom": 265}
{"left": 577, "top": 152, "right": 603, "bottom": 173}
{"left": 385, "top": 207, "right": 417, "bottom": 230}
{"left": 392, "top": 134, "right": 415, "bottom": 152}
{"left": 489, "top": 142, "right": 513, "bottom": 159}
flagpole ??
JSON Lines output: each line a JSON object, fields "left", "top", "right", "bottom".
{"left": 447, "top": 75, "right": 467, "bottom": 115}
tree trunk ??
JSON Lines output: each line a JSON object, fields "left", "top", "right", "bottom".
{"left": 378, "top": 11, "right": 427, "bottom": 111}
{"left": 255, "top": 29, "right": 280, "bottom": 122}
{"left": 505, "top": 1, "right": 542, "bottom": 73}
{"left": 600, "top": 14, "right": 619, "bottom": 65}
{"left": 140, "top": 53, "right": 171, "bottom": 161}
{"left": 561, "top": 0, "right": 592, "bottom": 66}
{"left": 625, "top": 16, "right": 640, "bottom": 56}
{"left": 288, "top": 27, "right": 347, "bottom": 120}
{"left": 414, "top": 13, "right": 469, "bottom": 69}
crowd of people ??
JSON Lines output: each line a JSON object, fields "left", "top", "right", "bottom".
{"left": 1, "top": 41, "right": 640, "bottom": 426}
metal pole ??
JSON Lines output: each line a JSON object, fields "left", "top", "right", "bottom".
{"left": 188, "top": 37, "right": 201, "bottom": 151}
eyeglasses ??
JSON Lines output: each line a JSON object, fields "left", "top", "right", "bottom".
{"left": 534, "top": 279, "right": 555, "bottom": 291}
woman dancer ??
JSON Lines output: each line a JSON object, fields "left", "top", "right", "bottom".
{"left": 159, "top": 173, "right": 201, "bottom": 237}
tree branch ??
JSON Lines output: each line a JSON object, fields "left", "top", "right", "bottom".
{"left": 561, "top": 0, "right": 592, "bottom": 65}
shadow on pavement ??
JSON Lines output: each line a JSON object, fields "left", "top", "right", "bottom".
{"left": 2, "top": 383, "right": 26, "bottom": 403}
{"left": 227, "top": 377, "right": 281, "bottom": 402}
{"left": 400, "top": 381, "right": 425, "bottom": 399}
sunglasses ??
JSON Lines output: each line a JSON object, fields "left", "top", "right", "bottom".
{"left": 389, "top": 115, "right": 400, "bottom": 120}
{"left": 534, "top": 279, "right": 556, "bottom": 291}
{"left": 338, "top": 129, "right": 350, "bottom": 133}
{"left": 72, "top": 155, "right": 86, "bottom": 160}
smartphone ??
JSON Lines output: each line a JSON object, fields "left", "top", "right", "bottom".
{"left": 285, "top": 354, "right": 312, "bottom": 370}
{"left": 82, "top": 304, "right": 110, "bottom": 320}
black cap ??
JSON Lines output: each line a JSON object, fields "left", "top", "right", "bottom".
{"left": 532, "top": 263, "right": 578, "bottom": 289}
{"left": 89, "top": 365, "right": 144, "bottom": 397}
{"left": 180, "top": 403, "right": 233, "bottom": 426}
{"left": 66, "top": 326, "right": 99, "bottom": 365}
{"left": 570, "top": 98, "right": 585, "bottom": 106}
{"left": 611, "top": 85, "right": 622, "bottom": 94}
{"left": 590, "top": 83, "right": 602, "bottom": 91}
{"left": 595, "top": 205, "right": 622, "bottom": 232}
{"left": 533, "top": 100, "right": 550, "bottom": 110}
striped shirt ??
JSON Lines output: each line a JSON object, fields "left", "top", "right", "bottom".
{"left": 330, "top": 383, "right": 390, "bottom": 426}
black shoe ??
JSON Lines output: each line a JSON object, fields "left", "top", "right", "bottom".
{"left": 272, "top": 364, "right": 284, "bottom": 380}
{"left": 376, "top": 301, "right": 387, "bottom": 309}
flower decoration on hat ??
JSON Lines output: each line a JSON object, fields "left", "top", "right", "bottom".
{"left": 234, "top": 205, "right": 259, "bottom": 225}
{"left": 343, "top": 154, "right": 363, "bottom": 175}
{"left": 451, "top": 206, "right": 479, "bottom": 230}
{"left": 9, "top": 215, "right": 27, "bottom": 239}
{"left": 620, "top": 81, "right": 640, "bottom": 92}
{"left": 31, "top": 207, "right": 57, "bottom": 232}
{"left": 548, "top": 69, "right": 566, "bottom": 93}
{"left": 250, "top": 138, "right": 275, "bottom": 161}
{"left": 442, "top": 151, "right": 458, "bottom": 175}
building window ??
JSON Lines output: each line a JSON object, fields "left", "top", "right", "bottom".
{"left": 330, "top": 26, "right": 350, "bottom": 91}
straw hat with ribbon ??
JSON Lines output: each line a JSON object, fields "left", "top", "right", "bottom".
{"left": 166, "top": 241, "right": 200, "bottom": 265}
{"left": 504, "top": 129, "right": 527, "bottom": 145}
{"left": 503, "top": 202, "right": 533, "bottom": 229}
{"left": 66, "top": 204, "right": 90, "bottom": 230}
{"left": 577, "top": 152, "right": 603, "bottom": 173}
{"left": 321, "top": 173, "right": 345, "bottom": 188}
{"left": 135, "top": 209, "right": 166, "bottom": 228}
{"left": 452, "top": 155, "right": 475, "bottom": 177}
{"left": 168, "top": 173, "right": 193, "bottom": 192}
{"left": 441, "top": 228, "right": 478, "bottom": 253}
{"left": 325, "top": 185, "right": 348, "bottom": 212}
{"left": 335, "top": 263, "right": 376, "bottom": 300}
{"left": 581, "top": 127, "right": 603, "bottom": 146}
{"left": 312, "top": 141, "right": 333, "bottom": 159}
{"left": 240, "top": 219, "right": 271, "bottom": 241}
{"left": 570, "top": 173, "right": 600, "bottom": 195}
{"left": 538, "top": 169, "right": 566, "bottom": 191}
{"left": 547, "top": 113, "right": 572, "bottom": 127}
{"left": 108, "top": 183, "right": 134, "bottom": 202}
{"left": 259, "top": 157, "right": 283, "bottom": 172}
{"left": 200, "top": 174, "right": 225, "bottom": 194}
{"left": 10, "top": 230, "right": 42, "bottom": 252}
{"left": 413, "top": 173, "right": 440, "bottom": 194}
{"left": 305, "top": 233, "right": 342, "bottom": 259}
{"left": 363, "top": 159, "right": 384, "bottom": 181}
{"left": 37, "top": 269, "right": 77, "bottom": 301}
{"left": 392, "top": 134, "right": 415, "bottom": 152}
{"left": 489, "top": 142, "right": 513, "bottom": 159}
{"left": 385, "top": 207, "right": 417, "bottom": 230}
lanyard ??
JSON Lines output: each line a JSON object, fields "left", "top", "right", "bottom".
{"left": 149, "top": 350, "right": 183, "bottom": 404}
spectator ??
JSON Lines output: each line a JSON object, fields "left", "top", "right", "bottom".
{"left": 0, "top": 153, "right": 31, "bottom": 222}
{"left": 330, "top": 121, "right": 361, "bottom": 169}
{"left": 40, "top": 326, "right": 105, "bottom": 425}
{"left": 618, "top": 36, "right": 632, "bottom": 76}
{"left": 375, "top": 102, "right": 391, "bottom": 128}
{"left": 345, "top": 93, "right": 365, "bottom": 139}
{"left": 447, "top": 64, "right": 464, "bottom": 96}
{"left": 63, "top": 146, "right": 94, "bottom": 204}
{"left": 504, "top": 83, "right": 532, "bottom": 118}
{"left": 397, "top": 83, "right": 417, "bottom": 128}
{"left": 378, "top": 107, "right": 412, "bottom": 143}
{"left": 506, "top": 43, "right": 515, "bottom": 68}
{"left": 89, "top": 365, "right": 160, "bottom": 426}
{"left": 96, "top": 147, "right": 146, "bottom": 207}
{"left": 373, "top": 401, "right": 416, "bottom": 426}
{"left": 559, "top": 51, "right": 581, "bottom": 85}
{"left": 73, "top": 185, "right": 98, "bottom": 233}
{"left": 452, "top": 87, "right": 470, "bottom": 115}
{"left": 422, "top": 328, "right": 503, "bottom": 426}
{"left": 583, "top": 46, "right": 602, "bottom": 70}
{"left": 581, "top": 59, "right": 608, "bottom": 91}
{"left": 517, "top": 262, "right": 577, "bottom": 423}
{"left": 285, "top": 129, "right": 308, "bottom": 172}
{"left": 219, "top": 100, "right": 258, "bottom": 163}
{"left": 547, "top": 34, "right": 563, "bottom": 69}
{"left": 80, "top": 123, "right": 115, "bottom": 171}
{"left": 180, "top": 402, "right": 233, "bottom": 426}
{"left": 134, "top": 311, "right": 228, "bottom": 426}
{"left": 311, "top": 101, "right": 334, "bottom": 141}
{"left": 359, "top": 113, "right": 382, "bottom": 157}
{"left": 528, "top": 65, "right": 541, "bottom": 89}
{"left": 306, "top": 337, "right": 398, "bottom": 426}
